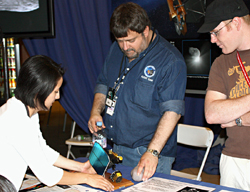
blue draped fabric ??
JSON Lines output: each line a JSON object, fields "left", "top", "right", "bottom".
{"left": 23, "top": 0, "right": 112, "bottom": 132}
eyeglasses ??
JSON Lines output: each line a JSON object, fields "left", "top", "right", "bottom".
{"left": 210, "top": 20, "right": 232, "bottom": 37}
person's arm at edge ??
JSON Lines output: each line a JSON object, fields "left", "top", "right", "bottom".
{"left": 222, "top": 111, "right": 250, "bottom": 127}
{"left": 205, "top": 90, "right": 250, "bottom": 125}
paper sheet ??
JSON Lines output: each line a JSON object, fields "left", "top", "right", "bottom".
{"left": 20, "top": 174, "right": 41, "bottom": 190}
{"left": 121, "top": 177, "right": 215, "bottom": 192}
{"left": 20, "top": 174, "right": 101, "bottom": 192}
{"left": 31, "top": 185, "right": 101, "bottom": 192}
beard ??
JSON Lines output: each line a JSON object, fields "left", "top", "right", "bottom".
{"left": 122, "top": 48, "right": 139, "bottom": 60}
{"left": 122, "top": 35, "right": 147, "bottom": 61}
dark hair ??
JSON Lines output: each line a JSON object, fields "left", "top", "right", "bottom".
{"left": 110, "top": 2, "right": 151, "bottom": 38}
{"left": 15, "top": 55, "right": 65, "bottom": 110}
{"left": 0, "top": 175, "right": 17, "bottom": 192}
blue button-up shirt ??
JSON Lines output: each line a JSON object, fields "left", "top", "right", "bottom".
{"left": 95, "top": 30, "right": 187, "bottom": 157}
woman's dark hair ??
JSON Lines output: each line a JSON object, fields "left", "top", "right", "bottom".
{"left": 15, "top": 55, "right": 65, "bottom": 110}
{"left": 110, "top": 2, "right": 151, "bottom": 38}
{"left": 0, "top": 175, "right": 17, "bottom": 192}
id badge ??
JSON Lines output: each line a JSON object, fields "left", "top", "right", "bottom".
{"left": 106, "top": 87, "right": 115, "bottom": 107}
{"left": 106, "top": 96, "right": 118, "bottom": 116}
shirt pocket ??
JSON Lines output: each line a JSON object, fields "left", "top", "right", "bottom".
{"left": 131, "top": 79, "right": 154, "bottom": 109}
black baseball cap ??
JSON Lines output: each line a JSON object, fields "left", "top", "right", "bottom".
{"left": 198, "top": 0, "right": 249, "bottom": 33}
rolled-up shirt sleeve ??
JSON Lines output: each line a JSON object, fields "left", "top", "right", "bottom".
{"left": 159, "top": 100, "right": 185, "bottom": 116}
{"left": 158, "top": 58, "right": 186, "bottom": 116}
{"left": 94, "top": 84, "right": 108, "bottom": 95}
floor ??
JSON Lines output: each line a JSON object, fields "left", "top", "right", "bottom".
{"left": 39, "top": 101, "right": 220, "bottom": 185}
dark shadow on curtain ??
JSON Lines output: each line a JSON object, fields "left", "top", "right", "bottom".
{"left": 22, "top": 0, "right": 112, "bottom": 133}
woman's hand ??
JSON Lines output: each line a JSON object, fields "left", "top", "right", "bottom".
{"left": 81, "top": 160, "right": 115, "bottom": 191}
{"left": 86, "top": 174, "right": 114, "bottom": 192}
{"left": 59, "top": 170, "right": 114, "bottom": 191}
{"left": 81, "top": 160, "right": 96, "bottom": 174}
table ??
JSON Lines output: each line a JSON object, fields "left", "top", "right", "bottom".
{"left": 75, "top": 157, "right": 247, "bottom": 192}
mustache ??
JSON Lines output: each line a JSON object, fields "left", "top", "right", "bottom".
{"left": 122, "top": 48, "right": 135, "bottom": 53}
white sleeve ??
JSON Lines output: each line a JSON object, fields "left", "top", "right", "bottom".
{"left": 37, "top": 130, "right": 60, "bottom": 165}
{"left": 12, "top": 119, "right": 63, "bottom": 186}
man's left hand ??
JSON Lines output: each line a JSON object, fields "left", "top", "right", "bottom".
{"left": 137, "top": 152, "right": 158, "bottom": 181}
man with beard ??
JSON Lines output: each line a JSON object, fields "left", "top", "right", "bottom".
{"left": 88, "top": 2, "right": 187, "bottom": 181}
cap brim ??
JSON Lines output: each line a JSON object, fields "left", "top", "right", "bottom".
{"left": 198, "top": 21, "right": 221, "bottom": 33}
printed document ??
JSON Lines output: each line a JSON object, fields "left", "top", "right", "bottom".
{"left": 121, "top": 177, "right": 215, "bottom": 192}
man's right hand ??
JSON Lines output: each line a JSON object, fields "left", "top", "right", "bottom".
{"left": 88, "top": 114, "right": 105, "bottom": 133}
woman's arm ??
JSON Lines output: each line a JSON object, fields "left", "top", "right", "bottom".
{"left": 53, "top": 155, "right": 95, "bottom": 174}
{"left": 54, "top": 155, "right": 114, "bottom": 191}
{"left": 58, "top": 171, "right": 114, "bottom": 191}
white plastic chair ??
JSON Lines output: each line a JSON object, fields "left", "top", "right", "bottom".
{"left": 170, "top": 123, "right": 214, "bottom": 181}
{"left": 65, "top": 121, "right": 93, "bottom": 159}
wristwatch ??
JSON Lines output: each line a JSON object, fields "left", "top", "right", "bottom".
{"left": 235, "top": 117, "right": 242, "bottom": 126}
{"left": 146, "top": 149, "right": 159, "bottom": 158}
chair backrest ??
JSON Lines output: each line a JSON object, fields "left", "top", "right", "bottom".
{"left": 177, "top": 123, "right": 214, "bottom": 181}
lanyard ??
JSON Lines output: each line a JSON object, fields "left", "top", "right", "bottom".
{"left": 236, "top": 51, "right": 250, "bottom": 87}
{"left": 113, "top": 53, "right": 144, "bottom": 92}
{"left": 113, "top": 29, "right": 157, "bottom": 93}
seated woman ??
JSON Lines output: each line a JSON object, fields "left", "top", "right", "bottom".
{"left": 0, "top": 55, "right": 114, "bottom": 192}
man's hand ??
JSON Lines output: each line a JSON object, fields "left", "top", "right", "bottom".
{"left": 221, "top": 120, "right": 236, "bottom": 128}
{"left": 88, "top": 113, "right": 104, "bottom": 133}
{"left": 137, "top": 152, "right": 158, "bottom": 181}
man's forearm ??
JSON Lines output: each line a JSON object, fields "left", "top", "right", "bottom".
{"left": 90, "top": 93, "right": 106, "bottom": 116}
{"left": 222, "top": 111, "right": 250, "bottom": 128}
{"left": 88, "top": 93, "right": 107, "bottom": 132}
{"left": 205, "top": 91, "right": 250, "bottom": 124}
{"left": 241, "top": 111, "right": 250, "bottom": 126}
{"left": 148, "top": 111, "right": 181, "bottom": 153}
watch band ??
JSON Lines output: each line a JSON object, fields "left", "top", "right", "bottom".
{"left": 235, "top": 117, "right": 242, "bottom": 126}
{"left": 146, "top": 149, "right": 159, "bottom": 158}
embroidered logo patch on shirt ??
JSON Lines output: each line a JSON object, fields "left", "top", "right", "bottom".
{"left": 144, "top": 65, "right": 155, "bottom": 78}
